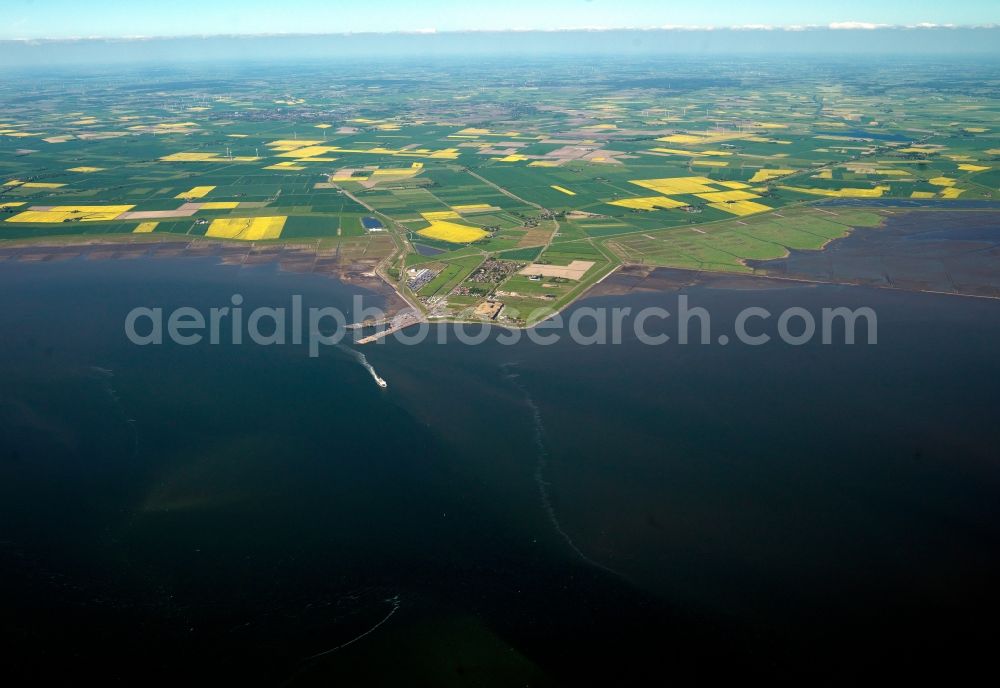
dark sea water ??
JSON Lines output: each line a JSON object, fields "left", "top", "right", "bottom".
{"left": 2, "top": 252, "right": 1000, "bottom": 685}
{"left": 754, "top": 210, "right": 1000, "bottom": 296}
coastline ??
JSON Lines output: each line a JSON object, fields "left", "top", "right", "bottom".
{"left": 3, "top": 205, "right": 999, "bottom": 336}
{"left": 0, "top": 235, "right": 410, "bottom": 317}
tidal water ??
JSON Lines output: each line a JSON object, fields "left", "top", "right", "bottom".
{"left": 1, "top": 252, "right": 999, "bottom": 685}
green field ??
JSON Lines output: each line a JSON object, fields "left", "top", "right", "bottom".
{"left": 2, "top": 58, "right": 997, "bottom": 322}
{"left": 608, "top": 208, "right": 886, "bottom": 272}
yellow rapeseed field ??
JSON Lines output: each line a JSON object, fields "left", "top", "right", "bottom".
{"left": 695, "top": 190, "right": 760, "bottom": 203}
{"left": 160, "top": 152, "right": 222, "bottom": 162}
{"left": 276, "top": 145, "right": 339, "bottom": 158}
{"left": 176, "top": 186, "right": 216, "bottom": 199}
{"left": 708, "top": 200, "right": 772, "bottom": 216}
{"left": 779, "top": 185, "right": 889, "bottom": 198}
{"left": 206, "top": 216, "right": 286, "bottom": 240}
{"left": 416, "top": 220, "right": 488, "bottom": 243}
{"left": 748, "top": 169, "right": 796, "bottom": 183}
{"left": 4, "top": 180, "right": 66, "bottom": 188}
{"left": 450, "top": 204, "right": 496, "bottom": 213}
{"left": 650, "top": 147, "right": 733, "bottom": 157}
{"left": 928, "top": 177, "right": 956, "bottom": 187}
{"left": 609, "top": 196, "right": 687, "bottom": 211}
{"left": 6, "top": 205, "right": 133, "bottom": 223}
{"left": 420, "top": 210, "right": 462, "bottom": 221}
{"left": 631, "top": 176, "right": 717, "bottom": 195}
{"left": 656, "top": 134, "right": 707, "bottom": 144}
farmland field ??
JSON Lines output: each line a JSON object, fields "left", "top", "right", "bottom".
{"left": 1, "top": 57, "right": 997, "bottom": 321}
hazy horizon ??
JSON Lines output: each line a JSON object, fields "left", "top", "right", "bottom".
{"left": 1, "top": 27, "right": 999, "bottom": 69}
{"left": 4, "top": 0, "right": 998, "bottom": 40}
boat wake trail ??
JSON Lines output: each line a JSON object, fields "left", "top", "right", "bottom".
{"left": 335, "top": 343, "right": 387, "bottom": 388}
{"left": 90, "top": 366, "right": 139, "bottom": 459}
{"left": 501, "top": 363, "right": 626, "bottom": 580}
{"left": 281, "top": 594, "right": 402, "bottom": 686}
{"left": 304, "top": 594, "right": 401, "bottom": 660}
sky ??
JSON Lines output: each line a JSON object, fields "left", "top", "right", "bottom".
{"left": 2, "top": 0, "right": 998, "bottom": 39}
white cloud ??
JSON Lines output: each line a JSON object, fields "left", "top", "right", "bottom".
{"left": 828, "top": 22, "right": 890, "bottom": 30}
{"left": 657, "top": 24, "right": 716, "bottom": 31}
{"left": 3, "top": 24, "right": 998, "bottom": 42}
{"left": 905, "top": 22, "right": 957, "bottom": 29}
